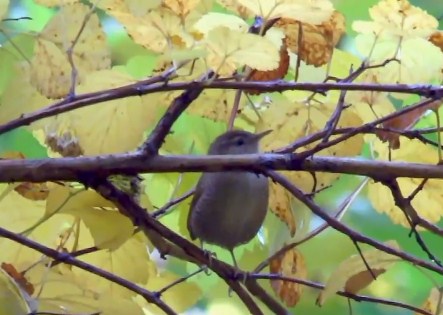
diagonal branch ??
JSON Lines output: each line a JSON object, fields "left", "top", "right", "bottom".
{"left": 82, "top": 176, "right": 284, "bottom": 314}
{"left": 264, "top": 170, "right": 443, "bottom": 276}
{"left": 139, "top": 72, "right": 214, "bottom": 155}
{"left": 0, "top": 226, "right": 177, "bottom": 315}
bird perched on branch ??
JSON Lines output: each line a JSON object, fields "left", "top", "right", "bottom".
{"left": 187, "top": 129, "right": 271, "bottom": 269}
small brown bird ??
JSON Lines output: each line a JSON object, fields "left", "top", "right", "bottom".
{"left": 187, "top": 129, "right": 271, "bottom": 269}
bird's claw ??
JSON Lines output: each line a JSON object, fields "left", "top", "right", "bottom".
{"left": 202, "top": 250, "right": 217, "bottom": 275}
{"left": 228, "top": 269, "right": 249, "bottom": 297}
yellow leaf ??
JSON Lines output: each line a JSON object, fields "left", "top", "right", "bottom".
{"left": 368, "top": 138, "right": 443, "bottom": 228}
{"left": 46, "top": 186, "right": 133, "bottom": 250}
{"left": 164, "top": 0, "right": 201, "bottom": 17}
{"left": 192, "top": 12, "right": 249, "bottom": 35}
{"left": 136, "top": 270, "right": 202, "bottom": 313}
{"left": 418, "top": 288, "right": 443, "bottom": 315}
{"left": 43, "top": 69, "right": 155, "bottom": 155}
{"left": 270, "top": 248, "right": 307, "bottom": 307}
{"left": 26, "top": 264, "right": 145, "bottom": 315}
{"left": 0, "top": 63, "right": 52, "bottom": 126}
{"left": 98, "top": 0, "right": 161, "bottom": 17}
{"left": 34, "top": 0, "right": 79, "bottom": 7}
{"left": 355, "top": 36, "right": 443, "bottom": 86}
{"left": 30, "top": 39, "right": 72, "bottom": 98}
{"left": 0, "top": 267, "right": 33, "bottom": 315}
{"left": 0, "top": 0, "right": 9, "bottom": 19}
{"left": 352, "top": 0, "right": 438, "bottom": 39}
{"left": 109, "top": 7, "right": 190, "bottom": 53}
{"left": 70, "top": 235, "right": 151, "bottom": 297}
{"left": 237, "top": 0, "right": 334, "bottom": 24}
{"left": 317, "top": 240, "right": 400, "bottom": 305}
{"left": 205, "top": 26, "right": 280, "bottom": 75}
{"left": 32, "top": 2, "right": 110, "bottom": 98}
{"left": 0, "top": 185, "right": 72, "bottom": 267}
{"left": 216, "top": 0, "right": 252, "bottom": 19}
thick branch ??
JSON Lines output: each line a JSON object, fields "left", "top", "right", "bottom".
{"left": 84, "top": 177, "right": 285, "bottom": 314}
{"left": 1, "top": 154, "right": 443, "bottom": 182}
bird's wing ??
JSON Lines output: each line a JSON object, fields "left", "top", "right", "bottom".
{"left": 187, "top": 175, "right": 206, "bottom": 240}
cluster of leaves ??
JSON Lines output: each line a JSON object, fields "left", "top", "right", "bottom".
{"left": 1, "top": 0, "right": 443, "bottom": 314}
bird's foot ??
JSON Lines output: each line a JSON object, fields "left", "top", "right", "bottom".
{"left": 202, "top": 250, "right": 217, "bottom": 275}
{"left": 228, "top": 268, "right": 249, "bottom": 297}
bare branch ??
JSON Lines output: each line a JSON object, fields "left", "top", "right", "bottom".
{"left": 1, "top": 79, "right": 443, "bottom": 136}
{"left": 265, "top": 170, "right": 443, "bottom": 276}
{"left": 0, "top": 226, "right": 176, "bottom": 315}
{"left": 250, "top": 273, "right": 431, "bottom": 315}
{"left": 3, "top": 153, "right": 443, "bottom": 183}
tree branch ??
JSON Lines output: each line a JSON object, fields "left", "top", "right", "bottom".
{"left": 265, "top": 170, "right": 443, "bottom": 276}
{"left": 1, "top": 79, "right": 442, "bottom": 136}
{"left": 3, "top": 154, "right": 443, "bottom": 183}
{"left": 0, "top": 226, "right": 177, "bottom": 315}
{"left": 251, "top": 273, "right": 431, "bottom": 315}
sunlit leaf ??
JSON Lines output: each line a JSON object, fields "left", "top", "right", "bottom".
{"left": 317, "top": 240, "right": 400, "bottom": 305}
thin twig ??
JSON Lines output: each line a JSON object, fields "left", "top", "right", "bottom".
{"left": 155, "top": 267, "right": 206, "bottom": 296}
{"left": 255, "top": 178, "right": 368, "bottom": 273}
{"left": 152, "top": 189, "right": 194, "bottom": 218}
{"left": 65, "top": 2, "right": 98, "bottom": 98}
{"left": 250, "top": 273, "right": 431, "bottom": 315}
{"left": 264, "top": 170, "right": 443, "bottom": 276}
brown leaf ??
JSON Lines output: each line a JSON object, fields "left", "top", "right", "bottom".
{"left": 246, "top": 42, "right": 290, "bottom": 95}
{"left": 270, "top": 248, "right": 307, "bottom": 307}
{"left": 375, "top": 100, "right": 442, "bottom": 149}
{"left": 0, "top": 151, "right": 51, "bottom": 200}
{"left": 0, "top": 151, "right": 25, "bottom": 159}
{"left": 1, "top": 263, "right": 34, "bottom": 295}
{"left": 269, "top": 181, "right": 296, "bottom": 236}
{"left": 275, "top": 11, "right": 345, "bottom": 67}
{"left": 14, "top": 182, "right": 50, "bottom": 201}
{"left": 429, "top": 31, "right": 443, "bottom": 53}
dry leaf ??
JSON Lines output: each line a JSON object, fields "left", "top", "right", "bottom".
{"left": 246, "top": 41, "right": 290, "bottom": 95}
{"left": 1, "top": 263, "right": 34, "bottom": 295}
{"left": 418, "top": 287, "right": 443, "bottom": 315}
{"left": 375, "top": 100, "right": 442, "bottom": 149}
{"left": 269, "top": 181, "right": 296, "bottom": 236}
{"left": 275, "top": 10, "right": 345, "bottom": 67}
{"left": 430, "top": 31, "right": 443, "bottom": 53}
{"left": 317, "top": 240, "right": 400, "bottom": 305}
{"left": 0, "top": 152, "right": 50, "bottom": 200}
{"left": 270, "top": 248, "right": 307, "bottom": 307}
{"left": 31, "top": 3, "right": 110, "bottom": 98}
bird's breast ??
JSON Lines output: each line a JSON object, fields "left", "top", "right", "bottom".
{"left": 190, "top": 171, "right": 269, "bottom": 249}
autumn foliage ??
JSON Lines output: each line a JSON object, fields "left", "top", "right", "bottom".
{"left": 1, "top": 0, "right": 443, "bottom": 314}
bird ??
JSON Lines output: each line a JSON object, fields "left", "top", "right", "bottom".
{"left": 187, "top": 129, "right": 271, "bottom": 269}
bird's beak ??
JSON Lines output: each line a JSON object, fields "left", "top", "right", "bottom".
{"left": 254, "top": 129, "right": 272, "bottom": 141}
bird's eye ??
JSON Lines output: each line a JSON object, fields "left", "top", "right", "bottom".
{"left": 235, "top": 138, "right": 245, "bottom": 146}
